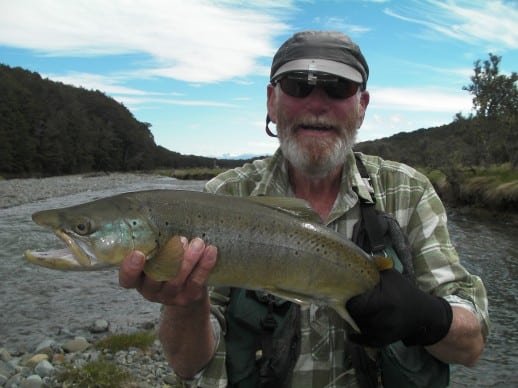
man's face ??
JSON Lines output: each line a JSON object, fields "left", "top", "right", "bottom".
{"left": 267, "top": 73, "right": 369, "bottom": 178}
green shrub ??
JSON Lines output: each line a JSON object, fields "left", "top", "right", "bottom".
{"left": 57, "top": 359, "right": 132, "bottom": 387}
{"left": 95, "top": 331, "right": 156, "bottom": 353}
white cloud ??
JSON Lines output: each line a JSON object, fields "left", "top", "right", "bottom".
{"left": 46, "top": 72, "right": 158, "bottom": 96}
{"left": 0, "top": 0, "right": 293, "bottom": 82}
{"left": 369, "top": 86, "right": 472, "bottom": 112}
{"left": 384, "top": 0, "right": 518, "bottom": 49}
{"left": 314, "top": 17, "right": 372, "bottom": 34}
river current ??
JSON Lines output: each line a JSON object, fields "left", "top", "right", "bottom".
{"left": 0, "top": 175, "right": 516, "bottom": 387}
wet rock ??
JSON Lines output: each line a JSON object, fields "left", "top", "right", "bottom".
{"left": 62, "top": 337, "right": 91, "bottom": 353}
{"left": 25, "top": 354, "right": 48, "bottom": 368}
{"left": 21, "top": 374, "right": 43, "bottom": 388}
{"left": 90, "top": 319, "right": 109, "bottom": 333}
{"left": 34, "top": 360, "right": 54, "bottom": 378}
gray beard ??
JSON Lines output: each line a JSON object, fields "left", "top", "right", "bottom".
{"left": 277, "top": 117, "right": 358, "bottom": 179}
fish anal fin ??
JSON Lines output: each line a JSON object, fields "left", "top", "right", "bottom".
{"left": 144, "top": 235, "right": 184, "bottom": 281}
{"left": 248, "top": 196, "right": 322, "bottom": 223}
{"left": 263, "top": 286, "right": 361, "bottom": 333}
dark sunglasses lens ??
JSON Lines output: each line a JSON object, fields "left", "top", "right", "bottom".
{"left": 279, "top": 78, "right": 314, "bottom": 98}
{"left": 325, "top": 80, "right": 359, "bottom": 99}
{"left": 278, "top": 77, "right": 359, "bottom": 99}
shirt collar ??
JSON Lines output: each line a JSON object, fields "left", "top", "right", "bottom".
{"left": 250, "top": 148, "right": 375, "bottom": 222}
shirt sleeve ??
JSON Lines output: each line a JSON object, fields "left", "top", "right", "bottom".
{"left": 405, "top": 179, "right": 490, "bottom": 340}
{"left": 364, "top": 154, "right": 490, "bottom": 341}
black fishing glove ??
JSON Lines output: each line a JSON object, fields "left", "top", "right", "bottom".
{"left": 346, "top": 268, "right": 453, "bottom": 347}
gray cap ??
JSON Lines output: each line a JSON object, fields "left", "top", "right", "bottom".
{"left": 270, "top": 31, "right": 369, "bottom": 88}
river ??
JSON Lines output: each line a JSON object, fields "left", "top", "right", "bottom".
{"left": 0, "top": 175, "right": 516, "bottom": 387}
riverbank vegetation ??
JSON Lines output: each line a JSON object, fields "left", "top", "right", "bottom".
{"left": 356, "top": 53, "right": 517, "bottom": 211}
{"left": 1, "top": 53, "right": 516, "bottom": 210}
{"left": 55, "top": 331, "right": 162, "bottom": 387}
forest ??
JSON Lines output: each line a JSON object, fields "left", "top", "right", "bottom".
{"left": 0, "top": 64, "right": 247, "bottom": 177}
{"left": 0, "top": 53, "right": 516, "bottom": 181}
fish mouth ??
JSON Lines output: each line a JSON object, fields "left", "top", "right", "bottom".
{"left": 24, "top": 229, "right": 98, "bottom": 270}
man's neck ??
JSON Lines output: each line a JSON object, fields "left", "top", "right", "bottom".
{"left": 288, "top": 164, "right": 342, "bottom": 223}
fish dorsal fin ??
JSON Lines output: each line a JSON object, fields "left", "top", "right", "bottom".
{"left": 248, "top": 196, "right": 322, "bottom": 223}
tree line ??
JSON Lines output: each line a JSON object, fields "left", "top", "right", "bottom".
{"left": 356, "top": 54, "right": 517, "bottom": 170}
{"left": 0, "top": 64, "right": 246, "bottom": 177}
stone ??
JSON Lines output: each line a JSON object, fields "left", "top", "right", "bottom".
{"left": 90, "top": 319, "right": 109, "bottom": 333}
{"left": 0, "top": 360, "right": 16, "bottom": 377}
{"left": 0, "top": 348, "right": 11, "bottom": 362}
{"left": 21, "top": 374, "right": 43, "bottom": 388}
{"left": 25, "top": 354, "right": 48, "bottom": 368}
{"left": 34, "top": 339, "right": 56, "bottom": 354}
{"left": 51, "top": 353, "right": 65, "bottom": 363}
{"left": 62, "top": 337, "right": 90, "bottom": 353}
{"left": 34, "top": 360, "right": 54, "bottom": 378}
{"left": 164, "top": 373, "right": 178, "bottom": 385}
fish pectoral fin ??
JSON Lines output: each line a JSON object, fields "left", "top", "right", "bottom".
{"left": 144, "top": 235, "right": 184, "bottom": 281}
{"left": 248, "top": 196, "right": 322, "bottom": 224}
{"left": 332, "top": 303, "right": 361, "bottom": 333}
{"left": 372, "top": 255, "right": 393, "bottom": 271}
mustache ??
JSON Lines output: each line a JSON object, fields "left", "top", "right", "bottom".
{"left": 288, "top": 116, "right": 342, "bottom": 132}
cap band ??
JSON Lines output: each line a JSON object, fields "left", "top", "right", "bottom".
{"left": 271, "top": 58, "right": 363, "bottom": 84}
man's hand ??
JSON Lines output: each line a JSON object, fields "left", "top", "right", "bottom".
{"left": 118, "top": 237, "right": 217, "bottom": 306}
{"left": 346, "top": 268, "right": 453, "bottom": 347}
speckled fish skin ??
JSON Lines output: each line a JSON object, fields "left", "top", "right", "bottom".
{"left": 25, "top": 189, "right": 381, "bottom": 330}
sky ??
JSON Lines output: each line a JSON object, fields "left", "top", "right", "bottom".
{"left": 1, "top": 0, "right": 517, "bottom": 158}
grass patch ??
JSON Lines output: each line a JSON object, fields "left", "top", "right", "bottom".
{"left": 420, "top": 163, "right": 518, "bottom": 210}
{"left": 473, "top": 163, "right": 518, "bottom": 182}
{"left": 57, "top": 359, "right": 132, "bottom": 388}
{"left": 95, "top": 331, "right": 156, "bottom": 353}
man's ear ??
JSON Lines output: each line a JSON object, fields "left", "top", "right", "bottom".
{"left": 267, "top": 83, "right": 277, "bottom": 123}
{"left": 356, "top": 90, "right": 370, "bottom": 128}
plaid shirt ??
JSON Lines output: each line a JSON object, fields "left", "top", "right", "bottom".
{"left": 183, "top": 148, "right": 489, "bottom": 388}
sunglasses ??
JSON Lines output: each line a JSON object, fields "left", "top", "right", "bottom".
{"left": 274, "top": 72, "right": 361, "bottom": 100}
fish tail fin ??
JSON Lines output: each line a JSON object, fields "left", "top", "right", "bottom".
{"left": 144, "top": 235, "right": 184, "bottom": 281}
{"left": 333, "top": 303, "right": 360, "bottom": 333}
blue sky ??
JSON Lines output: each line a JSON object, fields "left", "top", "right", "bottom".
{"left": 1, "top": 0, "right": 517, "bottom": 158}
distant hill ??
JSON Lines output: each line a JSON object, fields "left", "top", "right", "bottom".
{"left": 0, "top": 64, "right": 249, "bottom": 177}
{"left": 355, "top": 115, "right": 517, "bottom": 170}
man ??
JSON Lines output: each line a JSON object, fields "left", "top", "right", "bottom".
{"left": 119, "top": 31, "right": 489, "bottom": 387}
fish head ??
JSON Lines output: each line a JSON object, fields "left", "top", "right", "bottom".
{"left": 24, "top": 195, "right": 159, "bottom": 270}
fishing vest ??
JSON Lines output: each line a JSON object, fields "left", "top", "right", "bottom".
{"left": 223, "top": 154, "right": 449, "bottom": 388}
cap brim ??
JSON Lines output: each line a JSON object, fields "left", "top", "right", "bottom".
{"left": 271, "top": 59, "right": 363, "bottom": 83}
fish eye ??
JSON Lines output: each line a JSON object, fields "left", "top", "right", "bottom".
{"left": 74, "top": 219, "right": 92, "bottom": 235}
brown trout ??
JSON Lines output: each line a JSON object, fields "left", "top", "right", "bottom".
{"left": 24, "top": 190, "right": 390, "bottom": 331}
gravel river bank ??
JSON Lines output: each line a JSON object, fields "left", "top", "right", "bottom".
{"left": 1, "top": 173, "right": 205, "bottom": 387}
{"left": 0, "top": 173, "right": 167, "bottom": 209}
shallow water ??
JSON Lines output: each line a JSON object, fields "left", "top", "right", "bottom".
{"left": 0, "top": 177, "right": 516, "bottom": 386}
